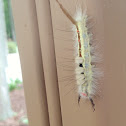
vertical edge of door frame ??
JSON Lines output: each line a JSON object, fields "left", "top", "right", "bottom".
{"left": 11, "top": 0, "right": 50, "bottom": 126}
{"left": 34, "top": 0, "right": 63, "bottom": 126}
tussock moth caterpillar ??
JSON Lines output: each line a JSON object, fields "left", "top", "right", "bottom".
{"left": 56, "top": 0, "right": 103, "bottom": 111}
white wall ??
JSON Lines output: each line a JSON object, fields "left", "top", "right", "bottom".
{"left": 6, "top": 53, "right": 22, "bottom": 83}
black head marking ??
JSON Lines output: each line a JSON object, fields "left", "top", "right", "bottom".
{"left": 79, "top": 63, "right": 83, "bottom": 67}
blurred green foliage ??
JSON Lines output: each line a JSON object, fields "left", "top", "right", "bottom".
{"left": 20, "top": 117, "right": 29, "bottom": 125}
{"left": 3, "top": 0, "right": 13, "bottom": 39}
{"left": 8, "top": 41, "right": 17, "bottom": 53}
{"left": 9, "top": 78, "right": 22, "bottom": 92}
{"left": 14, "top": 78, "right": 22, "bottom": 84}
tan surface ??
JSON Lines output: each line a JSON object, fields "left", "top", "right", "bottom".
{"left": 50, "top": 0, "right": 126, "bottom": 126}
{"left": 50, "top": 0, "right": 105, "bottom": 126}
{"left": 34, "top": 0, "right": 62, "bottom": 126}
{"left": 104, "top": 0, "right": 126, "bottom": 126}
{"left": 11, "top": 0, "right": 50, "bottom": 126}
{"left": 11, "top": 0, "right": 126, "bottom": 126}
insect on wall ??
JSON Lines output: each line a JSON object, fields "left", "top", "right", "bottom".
{"left": 54, "top": 0, "right": 104, "bottom": 111}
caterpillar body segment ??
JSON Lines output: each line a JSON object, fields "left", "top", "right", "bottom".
{"left": 74, "top": 13, "right": 96, "bottom": 110}
{"left": 75, "top": 14, "right": 93, "bottom": 99}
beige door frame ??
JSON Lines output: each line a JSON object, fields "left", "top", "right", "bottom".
{"left": 11, "top": 0, "right": 126, "bottom": 126}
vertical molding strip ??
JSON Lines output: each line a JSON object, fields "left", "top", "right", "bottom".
{"left": 11, "top": 0, "right": 50, "bottom": 126}
{"left": 34, "top": 0, "right": 63, "bottom": 126}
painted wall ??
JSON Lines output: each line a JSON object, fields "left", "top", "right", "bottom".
{"left": 11, "top": 0, "right": 126, "bottom": 126}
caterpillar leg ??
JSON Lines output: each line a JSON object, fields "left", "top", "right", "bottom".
{"left": 89, "top": 98, "right": 95, "bottom": 112}
{"left": 78, "top": 95, "right": 81, "bottom": 105}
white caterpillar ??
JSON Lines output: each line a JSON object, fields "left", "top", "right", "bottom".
{"left": 56, "top": 0, "right": 103, "bottom": 111}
